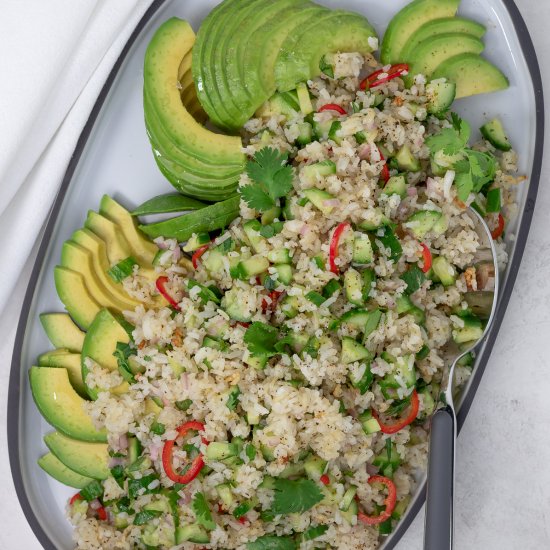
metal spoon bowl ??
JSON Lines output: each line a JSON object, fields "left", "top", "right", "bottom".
{"left": 423, "top": 207, "right": 500, "bottom": 550}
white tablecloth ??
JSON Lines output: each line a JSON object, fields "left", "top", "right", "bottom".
{"left": 0, "top": 0, "right": 549, "bottom": 548}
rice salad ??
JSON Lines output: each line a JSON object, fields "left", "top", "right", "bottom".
{"left": 69, "top": 52, "right": 520, "bottom": 549}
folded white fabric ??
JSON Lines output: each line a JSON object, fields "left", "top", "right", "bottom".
{"left": 0, "top": 0, "right": 155, "bottom": 313}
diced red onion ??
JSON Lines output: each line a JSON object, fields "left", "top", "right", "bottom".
{"left": 323, "top": 199, "right": 340, "bottom": 208}
{"left": 299, "top": 223, "right": 311, "bottom": 236}
{"left": 358, "top": 144, "right": 371, "bottom": 160}
{"left": 172, "top": 246, "right": 182, "bottom": 262}
{"left": 108, "top": 457, "right": 125, "bottom": 468}
{"left": 366, "top": 463, "right": 380, "bottom": 476}
{"left": 182, "top": 373, "right": 189, "bottom": 390}
{"left": 407, "top": 187, "right": 417, "bottom": 197}
{"left": 154, "top": 238, "right": 169, "bottom": 250}
{"left": 89, "top": 499, "right": 102, "bottom": 511}
{"left": 426, "top": 177, "right": 438, "bottom": 196}
{"left": 118, "top": 433, "right": 128, "bottom": 450}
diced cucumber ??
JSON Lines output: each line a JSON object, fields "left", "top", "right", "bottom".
{"left": 352, "top": 234, "right": 374, "bottom": 265}
{"left": 302, "top": 160, "right": 337, "bottom": 184}
{"left": 143, "top": 498, "right": 169, "bottom": 514}
{"left": 341, "top": 499, "right": 358, "bottom": 525}
{"left": 355, "top": 131, "right": 367, "bottom": 144}
{"left": 302, "top": 336, "right": 320, "bottom": 358}
{"left": 175, "top": 524, "right": 209, "bottom": 544}
{"left": 222, "top": 286, "right": 252, "bottom": 322}
{"left": 261, "top": 206, "right": 281, "bottom": 226}
{"left": 432, "top": 256, "right": 456, "bottom": 287}
{"left": 128, "top": 436, "right": 141, "bottom": 464}
{"left": 431, "top": 213, "right": 449, "bottom": 235}
{"left": 395, "top": 144, "right": 421, "bottom": 172}
{"left": 405, "top": 210, "right": 442, "bottom": 239}
{"left": 383, "top": 174, "right": 408, "bottom": 198}
{"left": 328, "top": 121, "right": 342, "bottom": 145}
{"left": 373, "top": 441, "right": 401, "bottom": 474}
{"left": 452, "top": 316, "right": 483, "bottom": 344}
{"left": 268, "top": 93, "right": 299, "bottom": 119}
{"left": 306, "top": 291, "right": 325, "bottom": 307}
{"left": 280, "top": 462, "right": 306, "bottom": 479}
{"left": 304, "top": 456, "right": 328, "bottom": 480}
{"left": 341, "top": 337, "right": 372, "bottom": 364}
{"left": 286, "top": 332, "right": 310, "bottom": 354}
{"left": 303, "top": 187, "right": 336, "bottom": 215}
{"left": 392, "top": 495, "right": 411, "bottom": 520}
{"left": 260, "top": 444, "right": 275, "bottom": 462}
{"left": 396, "top": 355, "right": 416, "bottom": 387}
{"left": 396, "top": 294, "right": 413, "bottom": 314}
{"left": 274, "top": 263, "right": 293, "bottom": 285}
{"left": 182, "top": 232, "right": 210, "bottom": 252}
{"left": 281, "top": 295, "right": 299, "bottom": 318}
{"left": 425, "top": 79, "right": 456, "bottom": 116}
{"left": 358, "top": 208, "right": 391, "bottom": 231}
{"left": 358, "top": 409, "right": 381, "bottom": 435}
{"left": 409, "top": 306, "right": 426, "bottom": 325}
{"left": 339, "top": 486, "right": 358, "bottom": 511}
{"left": 349, "top": 362, "right": 374, "bottom": 394}
{"left": 202, "top": 336, "right": 228, "bottom": 351}
{"left": 206, "top": 442, "right": 239, "bottom": 461}
{"left": 480, "top": 118, "right": 512, "bottom": 151}
{"left": 267, "top": 248, "right": 291, "bottom": 264}
{"left": 361, "top": 269, "right": 376, "bottom": 300}
{"left": 216, "top": 483, "right": 234, "bottom": 508}
{"left": 295, "top": 122, "right": 313, "bottom": 147}
{"left": 238, "top": 255, "right": 269, "bottom": 278}
{"left": 259, "top": 475, "right": 276, "bottom": 489}
{"left": 245, "top": 354, "right": 268, "bottom": 370}
{"left": 344, "top": 269, "right": 364, "bottom": 306}
{"left": 310, "top": 117, "right": 333, "bottom": 141}
{"left": 296, "top": 82, "right": 314, "bottom": 115}
{"left": 419, "top": 389, "right": 435, "bottom": 419}
{"left": 202, "top": 248, "right": 225, "bottom": 274}
{"left": 243, "top": 220, "right": 266, "bottom": 253}
{"left": 323, "top": 279, "right": 341, "bottom": 298}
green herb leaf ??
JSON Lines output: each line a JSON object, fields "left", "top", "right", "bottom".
{"left": 299, "top": 524, "right": 329, "bottom": 542}
{"left": 319, "top": 55, "right": 334, "bottom": 79}
{"left": 192, "top": 492, "right": 216, "bottom": 531}
{"left": 107, "top": 256, "right": 138, "bottom": 283}
{"left": 187, "top": 279, "right": 221, "bottom": 305}
{"left": 79, "top": 480, "right": 103, "bottom": 501}
{"left": 176, "top": 399, "right": 193, "bottom": 411}
{"left": 271, "top": 478, "right": 324, "bottom": 515}
{"left": 110, "top": 465, "right": 125, "bottom": 489}
{"left": 247, "top": 535, "right": 297, "bottom": 550}
{"left": 128, "top": 474, "right": 160, "bottom": 499}
{"left": 240, "top": 148, "right": 294, "bottom": 212}
{"left": 134, "top": 509, "right": 162, "bottom": 525}
{"left": 400, "top": 265, "right": 426, "bottom": 295}
{"left": 375, "top": 226, "right": 402, "bottom": 262}
{"left": 150, "top": 421, "right": 166, "bottom": 435}
{"left": 233, "top": 501, "right": 253, "bottom": 519}
{"left": 113, "top": 341, "right": 136, "bottom": 384}
{"left": 244, "top": 322, "right": 280, "bottom": 356}
{"left": 226, "top": 385, "right": 241, "bottom": 411}
{"left": 425, "top": 114, "right": 470, "bottom": 155}
{"left": 245, "top": 444, "right": 257, "bottom": 461}
{"left": 259, "top": 221, "right": 285, "bottom": 238}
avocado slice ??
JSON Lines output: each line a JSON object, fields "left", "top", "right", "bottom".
{"left": 243, "top": 2, "right": 325, "bottom": 108}
{"left": 81, "top": 309, "right": 131, "bottom": 400}
{"left": 29, "top": 367, "right": 106, "bottom": 442}
{"left": 38, "top": 452, "right": 94, "bottom": 489}
{"left": 219, "top": 0, "right": 310, "bottom": 129}
{"left": 44, "top": 432, "right": 110, "bottom": 480}
{"left": 60, "top": 241, "right": 134, "bottom": 313}
{"left": 400, "top": 17, "right": 486, "bottom": 62}
{"left": 54, "top": 266, "right": 101, "bottom": 330}
{"left": 381, "top": 0, "right": 460, "bottom": 65}
{"left": 38, "top": 350, "right": 87, "bottom": 398}
{"left": 39, "top": 312, "right": 85, "bottom": 353}
{"left": 85, "top": 211, "right": 133, "bottom": 264}
{"left": 99, "top": 195, "right": 158, "bottom": 265}
{"left": 432, "top": 53, "right": 509, "bottom": 98}
{"left": 274, "top": 10, "right": 378, "bottom": 92}
{"left": 406, "top": 33, "right": 484, "bottom": 84}
{"left": 70, "top": 229, "right": 141, "bottom": 307}
{"left": 144, "top": 18, "right": 244, "bottom": 168}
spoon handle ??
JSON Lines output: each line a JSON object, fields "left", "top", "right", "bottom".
{"left": 424, "top": 403, "right": 457, "bottom": 550}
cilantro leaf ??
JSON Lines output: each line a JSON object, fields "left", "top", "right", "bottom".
{"left": 244, "top": 322, "right": 280, "bottom": 356}
{"left": 240, "top": 148, "right": 294, "bottom": 212}
{"left": 454, "top": 149, "right": 498, "bottom": 201}
{"left": 259, "top": 221, "right": 284, "bottom": 238}
{"left": 247, "top": 535, "right": 297, "bottom": 550}
{"left": 271, "top": 478, "right": 324, "bottom": 515}
{"left": 192, "top": 492, "right": 216, "bottom": 531}
{"left": 400, "top": 265, "right": 426, "bottom": 295}
{"left": 226, "top": 385, "right": 241, "bottom": 411}
{"left": 113, "top": 342, "right": 135, "bottom": 384}
{"left": 425, "top": 113, "right": 470, "bottom": 155}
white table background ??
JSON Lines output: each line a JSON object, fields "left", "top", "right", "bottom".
{"left": 1, "top": 0, "right": 549, "bottom": 548}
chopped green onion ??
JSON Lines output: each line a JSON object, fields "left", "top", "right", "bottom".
{"left": 150, "top": 421, "right": 165, "bottom": 435}
{"left": 176, "top": 399, "right": 193, "bottom": 411}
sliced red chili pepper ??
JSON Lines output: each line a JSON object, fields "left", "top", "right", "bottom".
{"left": 69, "top": 493, "right": 82, "bottom": 506}
{"left": 360, "top": 64, "right": 410, "bottom": 90}
{"left": 420, "top": 243, "right": 432, "bottom": 273}
{"left": 329, "top": 222, "right": 352, "bottom": 274}
{"left": 238, "top": 516, "right": 247, "bottom": 524}
{"left": 372, "top": 389, "right": 419, "bottom": 434}
{"left": 377, "top": 146, "right": 390, "bottom": 184}
{"left": 320, "top": 474, "right": 330, "bottom": 486}
{"left": 236, "top": 321, "right": 251, "bottom": 328}
{"left": 192, "top": 244, "right": 210, "bottom": 269}
{"left": 318, "top": 103, "right": 347, "bottom": 116}
{"left": 162, "top": 421, "right": 207, "bottom": 485}
{"left": 491, "top": 213, "right": 505, "bottom": 240}
{"left": 156, "top": 276, "right": 180, "bottom": 310}
{"left": 97, "top": 506, "right": 108, "bottom": 521}
{"left": 357, "top": 476, "right": 397, "bottom": 525}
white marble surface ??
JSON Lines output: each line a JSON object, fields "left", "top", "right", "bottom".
{"left": 1, "top": 0, "right": 549, "bottom": 548}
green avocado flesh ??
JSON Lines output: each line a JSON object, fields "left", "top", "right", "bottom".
{"left": 29, "top": 367, "right": 106, "bottom": 442}
{"left": 193, "top": 0, "right": 377, "bottom": 130}
{"left": 433, "top": 53, "right": 509, "bottom": 98}
{"left": 400, "top": 17, "right": 486, "bottom": 61}
{"left": 81, "top": 309, "right": 131, "bottom": 400}
{"left": 38, "top": 350, "right": 87, "bottom": 398}
{"left": 381, "top": 0, "right": 460, "bottom": 64}
{"left": 406, "top": 33, "right": 484, "bottom": 83}
{"left": 39, "top": 312, "right": 84, "bottom": 353}
{"left": 144, "top": 17, "right": 244, "bottom": 200}
{"left": 44, "top": 432, "right": 110, "bottom": 480}
{"left": 38, "top": 452, "right": 94, "bottom": 489}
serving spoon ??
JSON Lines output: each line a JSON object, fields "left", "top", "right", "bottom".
{"left": 423, "top": 207, "right": 500, "bottom": 550}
